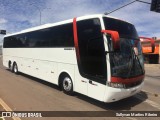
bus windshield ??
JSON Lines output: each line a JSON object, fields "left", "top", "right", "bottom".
{"left": 103, "top": 17, "right": 144, "bottom": 78}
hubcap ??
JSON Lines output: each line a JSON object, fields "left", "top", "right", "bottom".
{"left": 63, "top": 77, "right": 72, "bottom": 91}
{"left": 14, "top": 65, "right": 17, "bottom": 73}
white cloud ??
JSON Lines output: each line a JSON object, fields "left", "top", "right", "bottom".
{"left": 0, "top": 18, "right": 7, "bottom": 24}
{"left": 110, "top": 1, "right": 160, "bottom": 38}
{"left": 0, "top": 0, "right": 160, "bottom": 39}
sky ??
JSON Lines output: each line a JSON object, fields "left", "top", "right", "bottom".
{"left": 0, "top": 0, "right": 160, "bottom": 45}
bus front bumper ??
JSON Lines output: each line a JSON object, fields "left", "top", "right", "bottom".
{"left": 104, "top": 81, "right": 144, "bottom": 103}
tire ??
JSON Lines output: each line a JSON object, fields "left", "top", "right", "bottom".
{"left": 8, "top": 62, "right": 12, "bottom": 71}
{"left": 62, "top": 76, "right": 73, "bottom": 95}
{"left": 12, "top": 63, "right": 18, "bottom": 74}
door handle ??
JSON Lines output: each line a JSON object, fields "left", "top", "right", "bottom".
{"left": 89, "top": 80, "right": 98, "bottom": 86}
{"left": 89, "top": 80, "right": 92, "bottom": 84}
{"left": 81, "top": 80, "right": 87, "bottom": 83}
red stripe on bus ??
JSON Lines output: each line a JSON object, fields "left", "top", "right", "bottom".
{"left": 73, "top": 17, "right": 80, "bottom": 61}
{"left": 111, "top": 75, "right": 144, "bottom": 84}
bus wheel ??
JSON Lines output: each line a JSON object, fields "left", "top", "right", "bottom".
{"left": 62, "top": 76, "right": 73, "bottom": 95}
{"left": 8, "top": 61, "right": 12, "bottom": 71}
{"left": 13, "top": 63, "right": 18, "bottom": 74}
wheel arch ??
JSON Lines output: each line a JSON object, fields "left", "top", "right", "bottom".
{"left": 13, "top": 61, "right": 17, "bottom": 66}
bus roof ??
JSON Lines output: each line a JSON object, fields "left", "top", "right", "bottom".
{"left": 5, "top": 14, "right": 130, "bottom": 37}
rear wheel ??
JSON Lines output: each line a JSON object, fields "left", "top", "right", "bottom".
{"left": 13, "top": 63, "right": 18, "bottom": 74}
{"left": 8, "top": 61, "right": 12, "bottom": 71}
{"left": 62, "top": 76, "right": 73, "bottom": 95}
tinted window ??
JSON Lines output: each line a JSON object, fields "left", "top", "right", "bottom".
{"left": 77, "top": 18, "right": 107, "bottom": 81}
{"left": 103, "top": 17, "right": 139, "bottom": 39}
{"left": 3, "top": 23, "right": 74, "bottom": 48}
{"left": 50, "top": 23, "right": 74, "bottom": 47}
{"left": 3, "top": 37, "right": 12, "bottom": 48}
{"left": 27, "top": 29, "right": 51, "bottom": 47}
{"left": 3, "top": 35, "right": 26, "bottom": 48}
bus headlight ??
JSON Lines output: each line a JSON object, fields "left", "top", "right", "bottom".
{"left": 107, "top": 82, "right": 125, "bottom": 88}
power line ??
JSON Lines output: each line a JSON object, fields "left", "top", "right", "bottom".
{"left": 105, "top": 0, "right": 151, "bottom": 15}
{"left": 137, "top": 0, "right": 151, "bottom": 5}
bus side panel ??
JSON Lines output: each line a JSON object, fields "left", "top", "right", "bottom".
{"left": 33, "top": 60, "right": 58, "bottom": 84}
{"left": 2, "top": 48, "right": 77, "bottom": 86}
{"left": 57, "top": 63, "right": 75, "bottom": 88}
{"left": 2, "top": 48, "right": 18, "bottom": 69}
{"left": 88, "top": 81, "right": 106, "bottom": 102}
{"left": 3, "top": 55, "right": 9, "bottom": 68}
{"left": 19, "top": 59, "right": 58, "bottom": 85}
{"left": 74, "top": 66, "right": 88, "bottom": 96}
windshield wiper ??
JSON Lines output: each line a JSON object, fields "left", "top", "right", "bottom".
{"left": 127, "top": 45, "right": 144, "bottom": 78}
{"left": 132, "top": 47, "right": 145, "bottom": 74}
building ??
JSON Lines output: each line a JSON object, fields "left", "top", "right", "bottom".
{"left": 140, "top": 37, "right": 160, "bottom": 64}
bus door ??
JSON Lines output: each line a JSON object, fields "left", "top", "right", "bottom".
{"left": 75, "top": 18, "right": 107, "bottom": 101}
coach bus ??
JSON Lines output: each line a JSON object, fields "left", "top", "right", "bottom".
{"left": 2, "top": 14, "right": 145, "bottom": 102}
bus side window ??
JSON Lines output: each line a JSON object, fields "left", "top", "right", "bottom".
{"left": 50, "top": 23, "right": 74, "bottom": 47}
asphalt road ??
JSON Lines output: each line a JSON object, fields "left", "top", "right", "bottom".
{"left": 0, "top": 56, "right": 160, "bottom": 120}
{"left": 144, "top": 64, "right": 160, "bottom": 94}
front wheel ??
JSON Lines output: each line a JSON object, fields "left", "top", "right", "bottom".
{"left": 13, "top": 63, "right": 18, "bottom": 74}
{"left": 62, "top": 76, "right": 73, "bottom": 95}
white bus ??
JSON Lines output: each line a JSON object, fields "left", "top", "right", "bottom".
{"left": 2, "top": 14, "right": 145, "bottom": 102}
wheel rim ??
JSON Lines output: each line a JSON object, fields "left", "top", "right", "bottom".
{"left": 14, "top": 65, "right": 18, "bottom": 73}
{"left": 63, "top": 77, "right": 72, "bottom": 91}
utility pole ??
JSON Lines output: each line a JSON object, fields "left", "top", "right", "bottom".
{"left": 29, "top": 4, "right": 51, "bottom": 25}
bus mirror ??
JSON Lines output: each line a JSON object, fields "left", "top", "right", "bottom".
{"left": 101, "top": 30, "right": 120, "bottom": 50}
